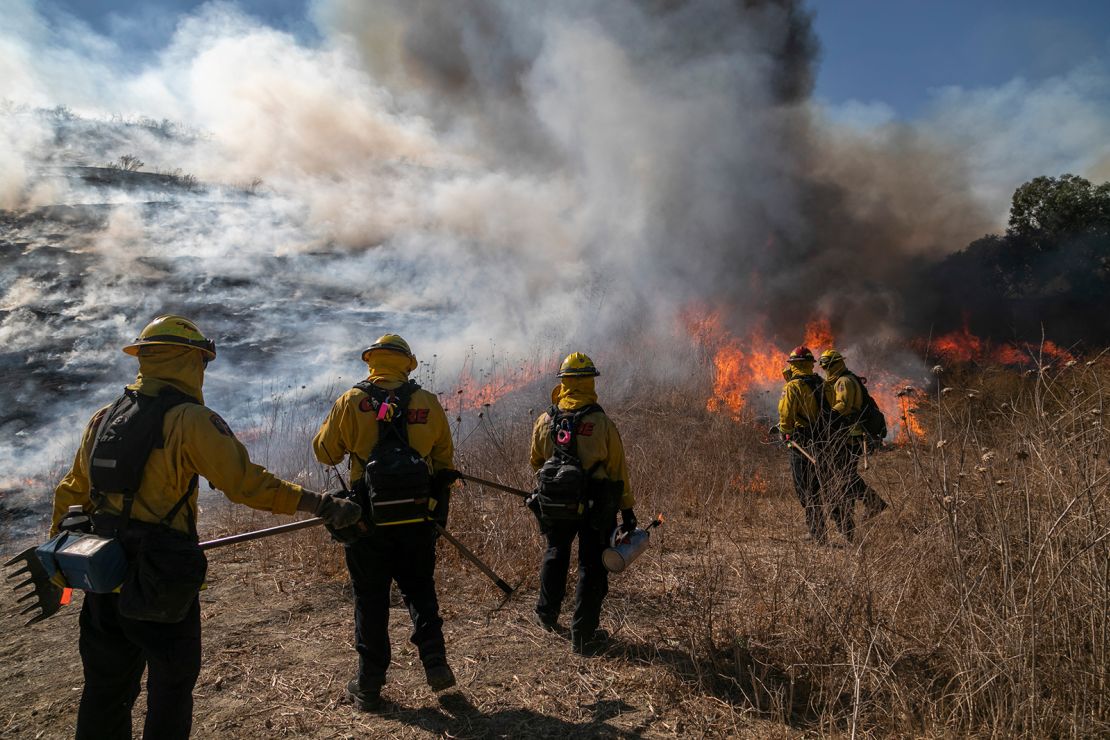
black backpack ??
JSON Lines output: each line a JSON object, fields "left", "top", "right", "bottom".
{"left": 845, "top": 372, "right": 888, "bottom": 440}
{"left": 796, "top": 374, "right": 828, "bottom": 432}
{"left": 353, "top": 381, "right": 433, "bottom": 526}
{"left": 89, "top": 386, "right": 201, "bottom": 533}
{"left": 533, "top": 404, "right": 603, "bottom": 522}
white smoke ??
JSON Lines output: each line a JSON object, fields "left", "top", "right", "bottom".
{"left": 0, "top": 0, "right": 1108, "bottom": 490}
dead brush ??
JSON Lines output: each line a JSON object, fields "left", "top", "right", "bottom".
{"left": 194, "top": 352, "right": 1108, "bottom": 738}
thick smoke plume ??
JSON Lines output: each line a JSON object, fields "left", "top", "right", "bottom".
{"left": 1, "top": 0, "right": 1109, "bottom": 486}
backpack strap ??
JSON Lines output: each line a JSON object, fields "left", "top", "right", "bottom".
{"left": 90, "top": 385, "right": 200, "bottom": 535}
{"left": 354, "top": 380, "right": 420, "bottom": 446}
{"left": 548, "top": 403, "right": 604, "bottom": 460}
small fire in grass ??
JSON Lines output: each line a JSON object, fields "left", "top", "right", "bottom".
{"left": 926, "top": 323, "right": 1075, "bottom": 366}
{"left": 453, "top": 356, "right": 551, "bottom": 410}
{"left": 683, "top": 305, "right": 923, "bottom": 441}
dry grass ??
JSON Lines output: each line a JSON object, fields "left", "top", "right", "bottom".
{"left": 225, "top": 352, "right": 1108, "bottom": 737}
{"left": 3, "top": 356, "right": 1106, "bottom": 738}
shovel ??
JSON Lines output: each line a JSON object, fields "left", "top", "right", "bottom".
{"left": 5, "top": 517, "right": 325, "bottom": 627}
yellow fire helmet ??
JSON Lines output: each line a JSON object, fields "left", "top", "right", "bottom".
{"left": 818, "top": 348, "right": 845, "bottom": 368}
{"left": 122, "top": 315, "right": 216, "bottom": 361}
{"left": 361, "top": 334, "right": 418, "bottom": 373}
{"left": 558, "top": 352, "right": 600, "bottom": 378}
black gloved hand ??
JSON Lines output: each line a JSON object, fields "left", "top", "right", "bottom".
{"left": 433, "top": 469, "right": 463, "bottom": 488}
{"left": 620, "top": 508, "right": 637, "bottom": 534}
{"left": 299, "top": 490, "right": 363, "bottom": 529}
{"left": 430, "top": 470, "right": 461, "bottom": 527}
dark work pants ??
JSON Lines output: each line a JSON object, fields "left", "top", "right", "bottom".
{"left": 790, "top": 446, "right": 826, "bottom": 541}
{"left": 76, "top": 592, "right": 201, "bottom": 740}
{"left": 344, "top": 522, "right": 445, "bottom": 687}
{"left": 536, "top": 518, "right": 612, "bottom": 639}
{"left": 824, "top": 437, "right": 886, "bottom": 542}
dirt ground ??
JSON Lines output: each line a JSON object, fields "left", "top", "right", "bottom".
{"left": 0, "top": 514, "right": 806, "bottom": 740}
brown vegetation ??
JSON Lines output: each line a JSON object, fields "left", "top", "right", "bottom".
{"left": 1, "top": 356, "right": 1107, "bottom": 738}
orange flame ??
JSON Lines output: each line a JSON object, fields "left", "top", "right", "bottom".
{"left": 684, "top": 306, "right": 924, "bottom": 441}
{"left": 454, "top": 356, "right": 549, "bottom": 410}
{"left": 928, "top": 324, "right": 1074, "bottom": 366}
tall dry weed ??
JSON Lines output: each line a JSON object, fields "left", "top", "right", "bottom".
{"left": 222, "top": 353, "right": 1108, "bottom": 737}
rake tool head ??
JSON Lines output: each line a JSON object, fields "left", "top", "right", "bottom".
{"left": 4, "top": 546, "right": 67, "bottom": 626}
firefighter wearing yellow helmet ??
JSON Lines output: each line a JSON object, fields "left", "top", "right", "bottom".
{"left": 51, "top": 315, "right": 361, "bottom": 739}
{"left": 312, "top": 333, "right": 457, "bottom": 710}
{"left": 818, "top": 349, "right": 888, "bottom": 541}
{"left": 776, "top": 345, "right": 828, "bottom": 543}
{"left": 528, "top": 352, "right": 635, "bottom": 655}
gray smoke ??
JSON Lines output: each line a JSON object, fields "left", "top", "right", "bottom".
{"left": 1, "top": 0, "right": 1109, "bottom": 491}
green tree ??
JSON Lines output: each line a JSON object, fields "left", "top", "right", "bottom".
{"left": 1007, "top": 174, "right": 1110, "bottom": 245}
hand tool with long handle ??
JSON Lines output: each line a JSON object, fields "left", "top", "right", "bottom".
{"left": 6, "top": 517, "right": 326, "bottom": 626}
{"left": 458, "top": 472, "right": 530, "bottom": 499}
{"left": 433, "top": 522, "right": 514, "bottom": 595}
{"left": 199, "top": 517, "right": 324, "bottom": 550}
{"left": 787, "top": 439, "right": 818, "bottom": 466}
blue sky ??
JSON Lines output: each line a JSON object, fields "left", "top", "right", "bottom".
{"left": 811, "top": 0, "right": 1110, "bottom": 118}
{"left": 37, "top": 0, "right": 1110, "bottom": 120}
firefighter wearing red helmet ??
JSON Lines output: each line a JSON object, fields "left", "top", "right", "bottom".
{"left": 776, "top": 345, "right": 828, "bottom": 542}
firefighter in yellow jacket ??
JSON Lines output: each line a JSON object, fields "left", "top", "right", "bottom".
{"left": 312, "top": 334, "right": 457, "bottom": 711}
{"left": 529, "top": 352, "right": 634, "bottom": 655}
{"left": 776, "top": 346, "right": 828, "bottom": 542}
{"left": 818, "top": 349, "right": 888, "bottom": 541}
{"left": 51, "top": 315, "right": 361, "bottom": 740}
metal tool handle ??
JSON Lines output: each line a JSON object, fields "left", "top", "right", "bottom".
{"left": 787, "top": 439, "right": 818, "bottom": 465}
{"left": 199, "top": 517, "right": 324, "bottom": 551}
{"left": 458, "top": 472, "right": 531, "bottom": 499}
{"left": 433, "top": 522, "right": 513, "bottom": 595}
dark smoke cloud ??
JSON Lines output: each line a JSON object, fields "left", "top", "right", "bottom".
{"left": 1, "top": 0, "right": 1108, "bottom": 487}
{"left": 315, "top": 0, "right": 998, "bottom": 346}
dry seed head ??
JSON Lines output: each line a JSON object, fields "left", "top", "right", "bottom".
{"left": 932, "top": 365, "right": 944, "bottom": 375}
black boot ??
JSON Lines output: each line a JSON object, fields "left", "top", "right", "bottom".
{"left": 346, "top": 678, "right": 385, "bottom": 712}
{"left": 425, "top": 662, "right": 457, "bottom": 692}
{"left": 571, "top": 629, "right": 609, "bottom": 656}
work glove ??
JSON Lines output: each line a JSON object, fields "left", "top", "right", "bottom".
{"left": 612, "top": 509, "right": 637, "bottom": 545}
{"left": 297, "top": 490, "right": 363, "bottom": 530}
{"left": 433, "top": 469, "right": 462, "bottom": 489}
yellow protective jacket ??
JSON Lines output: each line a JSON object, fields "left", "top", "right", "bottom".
{"left": 51, "top": 347, "right": 305, "bottom": 536}
{"left": 777, "top": 366, "right": 822, "bottom": 435}
{"left": 823, "top": 361, "right": 864, "bottom": 435}
{"left": 528, "top": 378, "right": 634, "bottom": 510}
{"left": 312, "top": 358, "right": 454, "bottom": 482}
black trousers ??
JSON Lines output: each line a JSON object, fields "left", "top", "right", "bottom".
{"left": 536, "top": 518, "right": 612, "bottom": 638}
{"left": 790, "top": 445, "right": 826, "bottom": 541}
{"left": 344, "top": 522, "right": 445, "bottom": 687}
{"left": 823, "top": 436, "right": 886, "bottom": 541}
{"left": 76, "top": 592, "right": 201, "bottom": 740}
